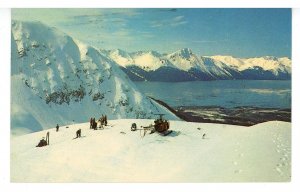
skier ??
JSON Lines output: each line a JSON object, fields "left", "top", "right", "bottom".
{"left": 202, "top": 133, "right": 206, "bottom": 139}
{"left": 98, "top": 117, "right": 104, "bottom": 129}
{"left": 93, "top": 121, "right": 97, "bottom": 130}
{"left": 104, "top": 115, "right": 107, "bottom": 126}
{"left": 56, "top": 124, "right": 59, "bottom": 132}
{"left": 101, "top": 115, "right": 104, "bottom": 125}
{"left": 46, "top": 131, "right": 50, "bottom": 145}
{"left": 76, "top": 129, "right": 81, "bottom": 138}
{"left": 90, "top": 118, "right": 93, "bottom": 129}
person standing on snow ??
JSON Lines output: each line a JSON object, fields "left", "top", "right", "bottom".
{"left": 90, "top": 118, "right": 93, "bottom": 129}
{"left": 104, "top": 115, "right": 107, "bottom": 126}
{"left": 56, "top": 124, "right": 59, "bottom": 132}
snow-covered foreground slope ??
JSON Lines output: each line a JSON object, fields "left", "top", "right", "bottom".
{"left": 11, "top": 20, "right": 179, "bottom": 135}
{"left": 11, "top": 119, "right": 291, "bottom": 182}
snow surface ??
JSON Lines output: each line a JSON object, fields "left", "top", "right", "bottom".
{"left": 11, "top": 119, "right": 291, "bottom": 182}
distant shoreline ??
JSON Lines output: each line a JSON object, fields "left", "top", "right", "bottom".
{"left": 150, "top": 97, "right": 291, "bottom": 126}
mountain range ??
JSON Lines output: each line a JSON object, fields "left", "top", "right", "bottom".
{"left": 106, "top": 48, "right": 291, "bottom": 81}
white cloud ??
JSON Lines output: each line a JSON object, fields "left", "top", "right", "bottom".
{"left": 171, "top": 20, "right": 188, "bottom": 27}
{"left": 173, "top": 15, "right": 184, "bottom": 21}
{"left": 150, "top": 15, "right": 187, "bottom": 28}
{"left": 192, "top": 39, "right": 230, "bottom": 44}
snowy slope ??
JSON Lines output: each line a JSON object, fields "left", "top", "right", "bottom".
{"left": 11, "top": 20, "right": 179, "bottom": 135}
{"left": 200, "top": 56, "right": 243, "bottom": 79}
{"left": 11, "top": 119, "right": 291, "bottom": 182}
{"left": 108, "top": 49, "right": 291, "bottom": 81}
{"left": 106, "top": 49, "right": 135, "bottom": 68}
{"left": 211, "top": 55, "right": 292, "bottom": 77}
{"left": 132, "top": 51, "right": 175, "bottom": 71}
{"left": 211, "top": 55, "right": 291, "bottom": 72}
{"left": 167, "top": 48, "right": 207, "bottom": 72}
{"left": 108, "top": 49, "right": 175, "bottom": 71}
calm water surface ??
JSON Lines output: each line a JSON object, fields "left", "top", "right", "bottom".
{"left": 135, "top": 80, "right": 291, "bottom": 109}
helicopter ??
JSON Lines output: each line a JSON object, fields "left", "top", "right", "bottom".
{"left": 131, "top": 114, "right": 172, "bottom": 137}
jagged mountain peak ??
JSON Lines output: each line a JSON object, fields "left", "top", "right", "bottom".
{"left": 261, "top": 56, "right": 278, "bottom": 60}
{"left": 169, "top": 48, "right": 194, "bottom": 58}
{"left": 110, "top": 48, "right": 129, "bottom": 56}
{"left": 131, "top": 50, "right": 162, "bottom": 57}
{"left": 210, "top": 55, "right": 244, "bottom": 66}
{"left": 12, "top": 20, "right": 71, "bottom": 48}
{"left": 146, "top": 50, "right": 162, "bottom": 56}
{"left": 166, "top": 48, "right": 210, "bottom": 73}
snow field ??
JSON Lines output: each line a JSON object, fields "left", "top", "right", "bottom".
{"left": 11, "top": 120, "right": 291, "bottom": 182}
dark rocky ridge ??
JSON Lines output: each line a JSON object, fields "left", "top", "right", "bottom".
{"left": 150, "top": 97, "right": 291, "bottom": 126}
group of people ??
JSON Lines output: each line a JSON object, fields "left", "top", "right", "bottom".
{"left": 36, "top": 123, "right": 82, "bottom": 147}
{"left": 90, "top": 118, "right": 98, "bottom": 130}
{"left": 99, "top": 114, "right": 108, "bottom": 126}
{"left": 36, "top": 115, "right": 109, "bottom": 147}
{"left": 90, "top": 114, "right": 108, "bottom": 130}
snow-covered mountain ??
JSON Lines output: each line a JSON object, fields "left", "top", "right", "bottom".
{"left": 211, "top": 55, "right": 291, "bottom": 80}
{"left": 11, "top": 20, "right": 179, "bottom": 135}
{"left": 107, "top": 48, "right": 291, "bottom": 81}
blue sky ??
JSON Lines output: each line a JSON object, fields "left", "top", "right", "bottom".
{"left": 12, "top": 8, "right": 291, "bottom": 58}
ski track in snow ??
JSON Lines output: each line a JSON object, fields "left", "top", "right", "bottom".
{"left": 272, "top": 127, "right": 291, "bottom": 177}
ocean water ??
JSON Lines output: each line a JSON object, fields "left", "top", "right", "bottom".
{"left": 135, "top": 80, "right": 291, "bottom": 109}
